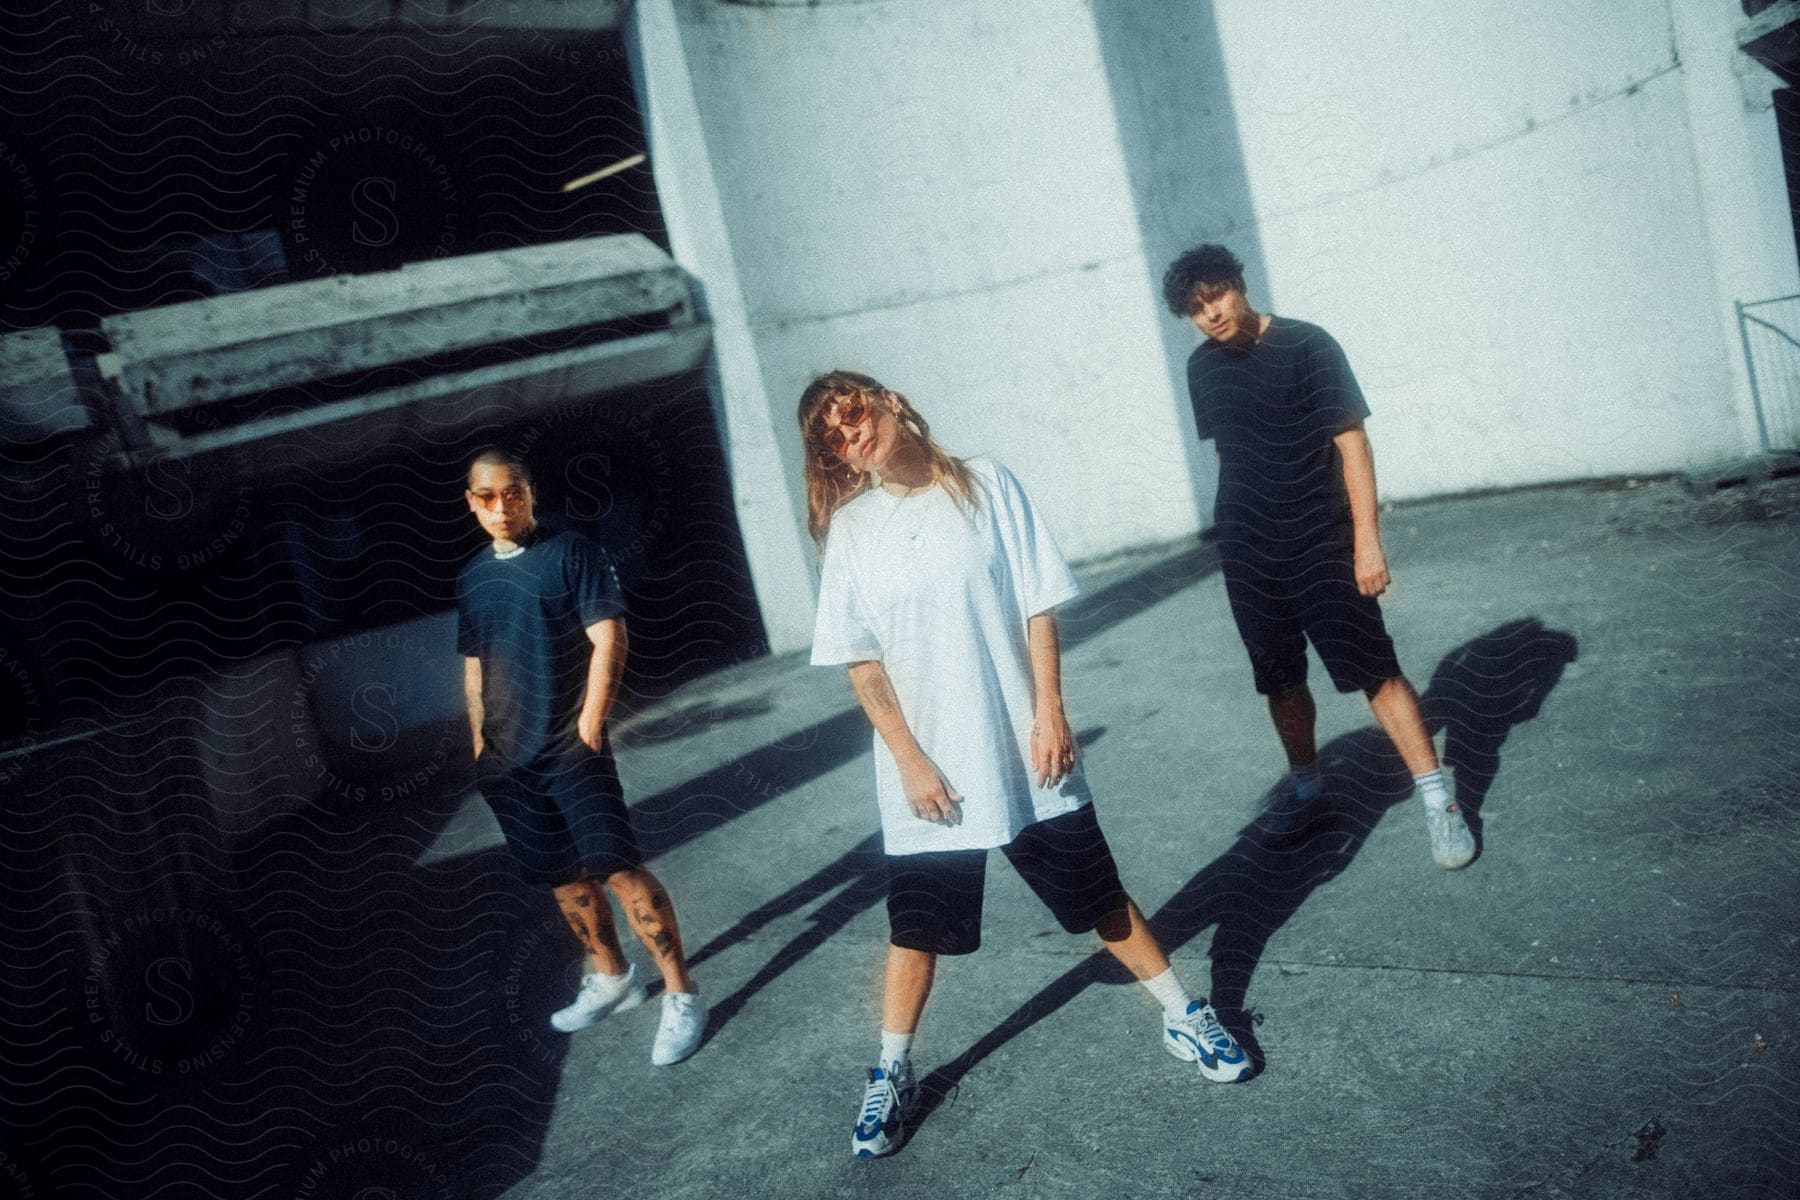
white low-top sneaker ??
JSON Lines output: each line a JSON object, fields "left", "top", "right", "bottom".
{"left": 1424, "top": 801, "right": 1477, "bottom": 870}
{"left": 650, "top": 991, "right": 706, "bottom": 1066}
{"left": 549, "top": 964, "right": 646, "bottom": 1034}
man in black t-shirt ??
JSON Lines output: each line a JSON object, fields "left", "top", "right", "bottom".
{"left": 458, "top": 447, "right": 707, "bottom": 1062}
{"left": 1162, "top": 244, "right": 1475, "bottom": 869}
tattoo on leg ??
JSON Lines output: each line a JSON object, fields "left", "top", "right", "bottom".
{"left": 555, "top": 881, "right": 617, "bottom": 960}
{"left": 628, "top": 900, "right": 677, "bottom": 961}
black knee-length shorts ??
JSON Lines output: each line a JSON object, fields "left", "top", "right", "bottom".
{"left": 478, "top": 734, "right": 643, "bottom": 887}
{"left": 885, "top": 805, "right": 1128, "bottom": 957}
{"left": 1221, "top": 534, "right": 1402, "bottom": 695}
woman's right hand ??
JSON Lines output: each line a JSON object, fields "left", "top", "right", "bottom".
{"left": 898, "top": 752, "right": 961, "bottom": 826}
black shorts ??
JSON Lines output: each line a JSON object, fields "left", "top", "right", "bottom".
{"left": 478, "top": 733, "right": 643, "bottom": 887}
{"left": 1221, "top": 535, "right": 1402, "bottom": 695}
{"left": 885, "top": 805, "right": 1128, "bottom": 957}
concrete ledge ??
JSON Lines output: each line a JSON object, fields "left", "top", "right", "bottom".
{"left": 100, "top": 235, "right": 687, "bottom": 416}
{"left": 0, "top": 328, "right": 88, "bottom": 442}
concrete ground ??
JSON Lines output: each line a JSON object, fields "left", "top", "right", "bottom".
{"left": 423, "top": 470, "right": 1800, "bottom": 1200}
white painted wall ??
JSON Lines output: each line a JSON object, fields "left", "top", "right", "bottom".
{"left": 635, "top": 0, "right": 1798, "bottom": 649}
{"left": 1204, "top": 0, "right": 1797, "bottom": 495}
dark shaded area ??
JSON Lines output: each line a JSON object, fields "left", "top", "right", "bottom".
{"left": 1, "top": 712, "right": 571, "bottom": 1199}
{"left": 0, "top": 365, "right": 765, "bottom": 737}
{"left": 903, "top": 619, "right": 1577, "bottom": 1141}
{"left": 0, "top": 537, "right": 1196, "bottom": 1198}
{"left": 1777, "top": 89, "right": 1800, "bottom": 273}
{"left": 0, "top": 11, "right": 768, "bottom": 737}
{"left": 0, "top": 15, "right": 662, "bottom": 331}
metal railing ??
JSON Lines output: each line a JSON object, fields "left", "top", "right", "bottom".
{"left": 1737, "top": 293, "right": 1800, "bottom": 452}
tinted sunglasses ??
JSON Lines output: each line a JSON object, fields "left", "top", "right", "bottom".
{"left": 819, "top": 395, "right": 876, "bottom": 455}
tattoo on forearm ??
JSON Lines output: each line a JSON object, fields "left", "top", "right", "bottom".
{"left": 857, "top": 670, "right": 900, "bottom": 717}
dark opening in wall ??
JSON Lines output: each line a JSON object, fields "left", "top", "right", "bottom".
{"left": 0, "top": 12, "right": 767, "bottom": 734}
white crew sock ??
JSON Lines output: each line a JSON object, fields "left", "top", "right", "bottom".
{"left": 1414, "top": 768, "right": 1453, "bottom": 811}
{"left": 1141, "top": 966, "right": 1194, "bottom": 1018}
{"left": 1289, "top": 762, "right": 1323, "bottom": 801}
{"left": 879, "top": 1029, "right": 913, "bottom": 1077}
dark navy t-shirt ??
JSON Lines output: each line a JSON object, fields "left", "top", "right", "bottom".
{"left": 456, "top": 523, "right": 626, "bottom": 765}
{"left": 1186, "top": 317, "right": 1370, "bottom": 551}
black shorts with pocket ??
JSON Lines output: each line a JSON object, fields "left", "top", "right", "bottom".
{"left": 478, "top": 732, "right": 643, "bottom": 887}
{"left": 1221, "top": 531, "right": 1402, "bottom": 695}
{"left": 885, "top": 804, "right": 1128, "bottom": 957}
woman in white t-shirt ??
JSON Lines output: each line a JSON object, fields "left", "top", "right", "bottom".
{"left": 799, "top": 370, "right": 1251, "bottom": 1160}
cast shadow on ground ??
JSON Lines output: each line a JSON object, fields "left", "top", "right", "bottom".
{"left": 905, "top": 618, "right": 1578, "bottom": 1142}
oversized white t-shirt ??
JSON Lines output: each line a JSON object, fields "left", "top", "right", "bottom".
{"left": 810, "top": 456, "right": 1087, "bottom": 855}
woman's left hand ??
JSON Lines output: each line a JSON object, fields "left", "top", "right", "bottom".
{"left": 1031, "top": 706, "right": 1077, "bottom": 788}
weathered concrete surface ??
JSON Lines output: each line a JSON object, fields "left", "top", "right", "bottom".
{"left": 469, "top": 473, "right": 1800, "bottom": 1199}
{"left": 100, "top": 234, "right": 687, "bottom": 415}
{"left": 0, "top": 325, "right": 85, "bottom": 441}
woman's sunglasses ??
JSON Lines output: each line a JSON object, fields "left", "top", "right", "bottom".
{"left": 818, "top": 395, "right": 875, "bottom": 455}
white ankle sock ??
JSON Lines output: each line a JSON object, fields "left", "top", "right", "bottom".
{"left": 879, "top": 1029, "right": 913, "bottom": 1076}
{"left": 1289, "top": 762, "right": 1323, "bottom": 801}
{"left": 1414, "top": 768, "right": 1453, "bottom": 811}
{"left": 1141, "top": 966, "right": 1193, "bottom": 1017}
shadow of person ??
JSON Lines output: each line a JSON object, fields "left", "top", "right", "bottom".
{"left": 683, "top": 832, "right": 888, "bottom": 1039}
{"left": 908, "top": 618, "right": 1576, "bottom": 1139}
{"left": 1422, "top": 617, "right": 1580, "bottom": 825}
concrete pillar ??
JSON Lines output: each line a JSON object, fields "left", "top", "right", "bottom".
{"left": 627, "top": 0, "right": 820, "bottom": 656}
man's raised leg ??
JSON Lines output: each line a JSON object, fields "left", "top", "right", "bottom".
{"left": 1365, "top": 676, "right": 1475, "bottom": 869}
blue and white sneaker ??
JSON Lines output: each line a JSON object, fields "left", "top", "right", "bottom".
{"left": 1164, "top": 1001, "right": 1251, "bottom": 1082}
{"left": 850, "top": 1063, "right": 916, "bottom": 1158}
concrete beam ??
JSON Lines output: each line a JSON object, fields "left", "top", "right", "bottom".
{"left": 99, "top": 235, "right": 688, "bottom": 417}
{"left": 139, "top": 322, "right": 712, "bottom": 476}
{"left": 0, "top": 328, "right": 88, "bottom": 443}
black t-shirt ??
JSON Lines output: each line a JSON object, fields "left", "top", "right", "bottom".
{"left": 455, "top": 523, "right": 626, "bottom": 765}
{"left": 1186, "top": 316, "right": 1370, "bottom": 550}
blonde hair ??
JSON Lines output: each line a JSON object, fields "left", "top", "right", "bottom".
{"left": 796, "top": 370, "right": 983, "bottom": 547}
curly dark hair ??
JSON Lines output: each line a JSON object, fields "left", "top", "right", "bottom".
{"left": 1161, "top": 244, "right": 1245, "bottom": 316}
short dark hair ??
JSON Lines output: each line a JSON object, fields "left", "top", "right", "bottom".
{"left": 467, "top": 446, "right": 533, "bottom": 487}
{"left": 1161, "top": 244, "right": 1245, "bottom": 316}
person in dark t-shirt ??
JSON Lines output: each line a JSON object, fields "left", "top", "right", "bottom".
{"left": 1163, "top": 244, "right": 1475, "bottom": 870}
{"left": 458, "top": 447, "right": 707, "bottom": 1063}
